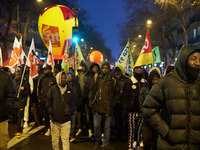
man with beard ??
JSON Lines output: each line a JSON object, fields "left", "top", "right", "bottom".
{"left": 38, "top": 65, "right": 56, "bottom": 136}
{"left": 143, "top": 45, "right": 200, "bottom": 150}
{"left": 123, "top": 66, "right": 147, "bottom": 150}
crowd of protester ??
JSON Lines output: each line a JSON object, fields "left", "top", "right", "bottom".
{"left": 1, "top": 45, "right": 200, "bottom": 150}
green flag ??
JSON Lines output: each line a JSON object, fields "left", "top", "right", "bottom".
{"left": 75, "top": 43, "right": 85, "bottom": 75}
{"left": 152, "top": 46, "right": 161, "bottom": 63}
{"left": 128, "top": 50, "right": 134, "bottom": 76}
{"left": 61, "top": 41, "right": 70, "bottom": 72}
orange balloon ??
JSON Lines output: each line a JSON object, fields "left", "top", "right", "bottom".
{"left": 89, "top": 51, "right": 103, "bottom": 64}
{"left": 38, "top": 5, "right": 78, "bottom": 60}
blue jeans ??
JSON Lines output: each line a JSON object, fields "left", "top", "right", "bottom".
{"left": 93, "top": 112, "right": 111, "bottom": 147}
{"left": 70, "top": 108, "right": 77, "bottom": 138}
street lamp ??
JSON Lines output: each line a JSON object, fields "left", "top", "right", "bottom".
{"left": 37, "top": 0, "right": 42, "bottom": 2}
{"left": 138, "top": 35, "right": 142, "bottom": 38}
{"left": 81, "top": 39, "right": 84, "bottom": 42}
{"left": 147, "top": 20, "right": 152, "bottom": 28}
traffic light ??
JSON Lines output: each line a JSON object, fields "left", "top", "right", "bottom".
{"left": 72, "top": 27, "right": 79, "bottom": 42}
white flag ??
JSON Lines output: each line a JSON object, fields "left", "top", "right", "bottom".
{"left": 46, "top": 41, "right": 55, "bottom": 67}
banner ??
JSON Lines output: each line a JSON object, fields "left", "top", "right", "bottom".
{"left": 116, "top": 39, "right": 130, "bottom": 67}
{"left": 152, "top": 46, "right": 161, "bottom": 63}
{"left": 17, "top": 36, "right": 25, "bottom": 66}
{"left": 135, "top": 29, "right": 153, "bottom": 67}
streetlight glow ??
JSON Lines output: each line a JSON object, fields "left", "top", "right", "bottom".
{"left": 147, "top": 20, "right": 152, "bottom": 25}
{"left": 138, "top": 35, "right": 142, "bottom": 38}
{"left": 133, "top": 45, "right": 136, "bottom": 48}
{"left": 90, "top": 47, "right": 93, "bottom": 50}
{"left": 81, "top": 39, "right": 84, "bottom": 42}
{"left": 37, "top": 0, "right": 42, "bottom": 2}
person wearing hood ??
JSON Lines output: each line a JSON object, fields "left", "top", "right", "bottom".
{"left": 67, "top": 71, "right": 82, "bottom": 143}
{"left": 13, "top": 70, "right": 31, "bottom": 138}
{"left": 46, "top": 71, "right": 75, "bottom": 150}
{"left": 113, "top": 66, "right": 130, "bottom": 140}
{"left": 37, "top": 65, "right": 56, "bottom": 136}
{"left": 165, "top": 65, "right": 174, "bottom": 75}
{"left": 143, "top": 45, "right": 200, "bottom": 149}
{"left": 139, "top": 67, "right": 161, "bottom": 150}
{"left": 90, "top": 61, "right": 120, "bottom": 150}
{"left": 122, "top": 66, "right": 147, "bottom": 150}
{"left": 76, "top": 61, "right": 94, "bottom": 137}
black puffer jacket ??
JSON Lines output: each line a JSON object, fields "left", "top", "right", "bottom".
{"left": 143, "top": 45, "right": 200, "bottom": 150}
{"left": 0, "top": 70, "right": 17, "bottom": 122}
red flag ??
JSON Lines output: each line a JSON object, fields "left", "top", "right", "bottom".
{"left": 46, "top": 41, "right": 55, "bottom": 67}
{"left": 17, "top": 36, "right": 25, "bottom": 66}
{"left": 135, "top": 28, "right": 153, "bottom": 67}
{"left": 27, "top": 39, "right": 38, "bottom": 92}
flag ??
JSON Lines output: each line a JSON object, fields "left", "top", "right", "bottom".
{"left": 62, "top": 41, "right": 70, "bottom": 72}
{"left": 116, "top": 39, "right": 130, "bottom": 67}
{"left": 75, "top": 43, "right": 85, "bottom": 74}
{"left": 152, "top": 46, "right": 161, "bottom": 63}
{"left": 9, "top": 37, "right": 20, "bottom": 73}
{"left": 46, "top": 41, "right": 55, "bottom": 67}
{"left": 26, "top": 39, "right": 38, "bottom": 92}
{"left": 128, "top": 50, "right": 134, "bottom": 76}
{"left": 17, "top": 36, "right": 25, "bottom": 66}
{"left": 0, "top": 47, "right": 2, "bottom": 67}
{"left": 135, "top": 29, "right": 153, "bottom": 67}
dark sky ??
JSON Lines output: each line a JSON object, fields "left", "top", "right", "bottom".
{"left": 77, "top": 0, "right": 127, "bottom": 61}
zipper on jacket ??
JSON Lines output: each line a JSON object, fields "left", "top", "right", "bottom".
{"left": 187, "top": 84, "right": 191, "bottom": 150}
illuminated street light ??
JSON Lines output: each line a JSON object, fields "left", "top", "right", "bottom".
{"left": 133, "top": 45, "right": 136, "bottom": 48}
{"left": 37, "top": 0, "right": 42, "bottom": 2}
{"left": 138, "top": 35, "right": 142, "bottom": 38}
{"left": 81, "top": 39, "right": 84, "bottom": 42}
{"left": 90, "top": 47, "right": 93, "bottom": 50}
{"left": 147, "top": 20, "right": 152, "bottom": 25}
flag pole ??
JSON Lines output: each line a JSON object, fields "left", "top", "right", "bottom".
{"left": 17, "top": 60, "right": 27, "bottom": 98}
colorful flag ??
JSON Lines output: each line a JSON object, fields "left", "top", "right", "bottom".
{"left": 26, "top": 39, "right": 38, "bottom": 92}
{"left": 116, "top": 39, "right": 130, "bottom": 67}
{"left": 46, "top": 41, "right": 55, "bottom": 67}
{"left": 152, "top": 46, "right": 161, "bottom": 63}
{"left": 62, "top": 41, "right": 70, "bottom": 72}
{"left": 0, "top": 47, "right": 2, "bottom": 67}
{"left": 135, "top": 29, "right": 153, "bottom": 67}
{"left": 75, "top": 42, "right": 85, "bottom": 74}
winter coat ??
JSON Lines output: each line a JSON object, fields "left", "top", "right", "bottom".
{"left": 37, "top": 73, "right": 56, "bottom": 103}
{"left": 13, "top": 79, "right": 30, "bottom": 109}
{"left": 46, "top": 72, "right": 75, "bottom": 124}
{"left": 123, "top": 76, "right": 147, "bottom": 113}
{"left": 90, "top": 62, "right": 120, "bottom": 116}
{"left": 79, "top": 61, "right": 93, "bottom": 102}
{"left": 0, "top": 70, "right": 17, "bottom": 122}
{"left": 143, "top": 45, "right": 200, "bottom": 150}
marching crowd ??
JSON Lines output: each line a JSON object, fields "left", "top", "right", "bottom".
{"left": 1, "top": 45, "right": 200, "bottom": 150}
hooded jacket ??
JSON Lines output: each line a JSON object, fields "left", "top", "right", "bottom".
{"left": 0, "top": 70, "right": 17, "bottom": 122}
{"left": 37, "top": 72, "right": 56, "bottom": 103}
{"left": 90, "top": 61, "right": 120, "bottom": 115}
{"left": 123, "top": 74, "right": 147, "bottom": 113}
{"left": 46, "top": 72, "right": 75, "bottom": 123}
{"left": 143, "top": 45, "right": 200, "bottom": 150}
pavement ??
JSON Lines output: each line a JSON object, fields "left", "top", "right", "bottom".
{"left": 7, "top": 122, "right": 129, "bottom": 150}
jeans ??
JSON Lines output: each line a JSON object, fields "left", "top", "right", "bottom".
{"left": 70, "top": 108, "right": 77, "bottom": 138}
{"left": 50, "top": 120, "right": 71, "bottom": 150}
{"left": 93, "top": 112, "right": 111, "bottom": 147}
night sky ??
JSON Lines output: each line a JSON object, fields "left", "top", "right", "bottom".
{"left": 77, "top": 0, "right": 127, "bottom": 61}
